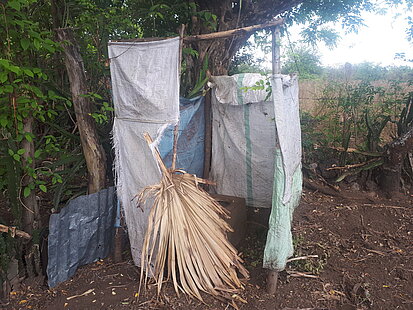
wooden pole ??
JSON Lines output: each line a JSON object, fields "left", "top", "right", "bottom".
{"left": 267, "top": 270, "right": 279, "bottom": 295}
{"left": 267, "top": 25, "right": 281, "bottom": 296}
{"left": 110, "top": 19, "right": 284, "bottom": 44}
{"left": 184, "top": 19, "right": 283, "bottom": 42}
{"left": 203, "top": 90, "right": 212, "bottom": 182}
{"left": 272, "top": 27, "right": 281, "bottom": 75}
{"left": 171, "top": 24, "right": 185, "bottom": 171}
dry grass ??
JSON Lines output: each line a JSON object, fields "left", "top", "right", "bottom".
{"left": 137, "top": 133, "right": 249, "bottom": 303}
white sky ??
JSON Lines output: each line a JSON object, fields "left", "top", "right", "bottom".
{"left": 257, "top": 4, "right": 413, "bottom": 68}
{"left": 317, "top": 8, "right": 413, "bottom": 67}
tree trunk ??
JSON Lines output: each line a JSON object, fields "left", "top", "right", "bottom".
{"left": 56, "top": 28, "right": 107, "bottom": 194}
{"left": 379, "top": 125, "right": 413, "bottom": 197}
{"left": 21, "top": 115, "right": 40, "bottom": 234}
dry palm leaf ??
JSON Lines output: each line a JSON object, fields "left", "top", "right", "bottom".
{"left": 137, "top": 132, "right": 249, "bottom": 302}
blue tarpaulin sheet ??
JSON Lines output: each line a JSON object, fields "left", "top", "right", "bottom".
{"left": 47, "top": 187, "right": 116, "bottom": 288}
{"left": 158, "top": 96, "right": 205, "bottom": 177}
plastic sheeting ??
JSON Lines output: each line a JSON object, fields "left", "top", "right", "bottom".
{"left": 210, "top": 73, "right": 277, "bottom": 208}
{"left": 210, "top": 100, "right": 277, "bottom": 208}
{"left": 158, "top": 96, "right": 205, "bottom": 177}
{"left": 271, "top": 74, "right": 302, "bottom": 204}
{"left": 47, "top": 187, "right": 116, "bottom": 288}
{"left": 264, "top": 74, "right": 302, "bottom": 270}
{"left": 211, "top": 73, "right": 269, "bottom": 105}
{"left": 263, "top": 150, "right": 302, "bottom": 270}
{"left": 109, "top": 37, "right": 180, "bottom": 266}
{"left": 209, "top": 73, "right": 302, "bottom": 271}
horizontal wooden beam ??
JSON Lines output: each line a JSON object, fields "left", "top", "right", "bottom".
{"left": 109, "top": 18, "right": 284, "bottom": 44}
{"left": 184, "top": 18, "right": 284, "bottom": 42}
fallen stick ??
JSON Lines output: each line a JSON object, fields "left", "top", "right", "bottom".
{"left": 326, "top": 159, "right": 378, "bottom": 171}
{"left": 363, "top": 248, "right": 386, "bottom": 256}
{"left": 362, "top": 204, "right": 407, "bottom": 210}
{"left": 0, "top": 224, "right": 31, "bottom": 239}
{"left": 286, "top": 270, "right": 319, "bottom": 279}
{"left": 303, "top": 179, "right": 376, "bottom": 203}
{"left": 287, "top": 255, "right": 318, "bottom": 263}
{"left": 303, "top": 179, "right": 346, "bottom": 198}
{"left": 66, "top": 288, "right": 95, "bottom": 300}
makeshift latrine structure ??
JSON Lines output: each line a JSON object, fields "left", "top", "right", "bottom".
{"left": 109, "top": 24, "right": 302, "bottom": 292}
{"left": 209, "top": 73, "right": 302, "bottom": 270}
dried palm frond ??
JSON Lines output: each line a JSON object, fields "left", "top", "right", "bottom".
{"left": 137, "top": 132, "right": 249, "bottom": 302}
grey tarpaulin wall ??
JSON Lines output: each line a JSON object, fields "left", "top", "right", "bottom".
{"left": 209, "top": 73, "right": 277, "bottom": 208}
{"left": 209, "top": 73, "right": 302, "bottom": 271}
{"left": 109, "top": 37, "right": 180, "bottom": 266}
{"left": 47, "top": 187, "right": 116, "bottom": 287}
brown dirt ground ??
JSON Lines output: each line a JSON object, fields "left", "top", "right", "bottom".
{"left": 5, "top": 188, "right": 413, "bottom": 310}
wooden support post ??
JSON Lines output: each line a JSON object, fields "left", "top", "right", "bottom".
{"left": 271, "top": 27, "right": 281, "bottom": 75}
{"left": 113, "top": 227, "right": 123, "bottom": 263}
{"left": 171, "top": 24, "right": 185, "bottom": 171}
{"left": 203, "top": 90, "right": 212, "bottom": 182}
{"left": 266, "top": 270, "right": 279, "bottom": 295}
{"left": 266, "top": 25, "right": 281, "bottom": 296}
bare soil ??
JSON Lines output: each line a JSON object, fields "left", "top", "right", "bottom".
{"left": 5, "top": 188, "right": 413, "bottom": 310}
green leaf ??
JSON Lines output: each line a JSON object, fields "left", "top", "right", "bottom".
{"left": 34, "top": 149, "right": 41, "bottom": 159}
{"left": 23, "top": 69, "right": 34, "bottom": 77}
{"left": 0, "top": 72, "right": 7, "bottom": 83}
{"left": 25, "top": 133, "right": 33, "bottom": 142}
{"left": 44, "top": 39, "right": 55, "bottom": 45}
{"left": 16, "top": 97, "right": 31, "bottom": 104}
{"left": 0, "top": 118, "right": 8, "bottom": 127}
{"left": 20, "top": 38, "right": 30, "bottom": 50}
{"left": 39, "top": 185, "right": 47, "bottom": 193}
{"left": 187, "top": 76, "right": 208, "bottom": 98}
{"left": 0, "top": 59, "right": 9, "bottom": 67}
{"left": 8, "top": 0, "right": 21, "bottom": 11}
{"left": 3, "top": 85, "right": 13, "bottom": 93}
{"left": 30, "top": 85, "right": 43, "bottom": 97}
{"left": 33, "top": 39, "right": 41, "bottom": 50}
{"left": 12, "top": 154, "right": 20, "bottom": 161}
{"left": 43, "top": 44, "right": 55, "bottom": 53}
{"left": 24, "top": 187, "right": 31, "bottom": 198}
{"left": 8, "top": 65, "right": 21, "bottom": 74}
{"left": 8, "top": 149, "right": 14, "bottom": 156}
{"left": 17, "top": 149, "right": 25, "bottom": 155}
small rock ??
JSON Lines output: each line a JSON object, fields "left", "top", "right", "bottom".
{"left": 350, "top": 183, "right": 360, "bottom": 191}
